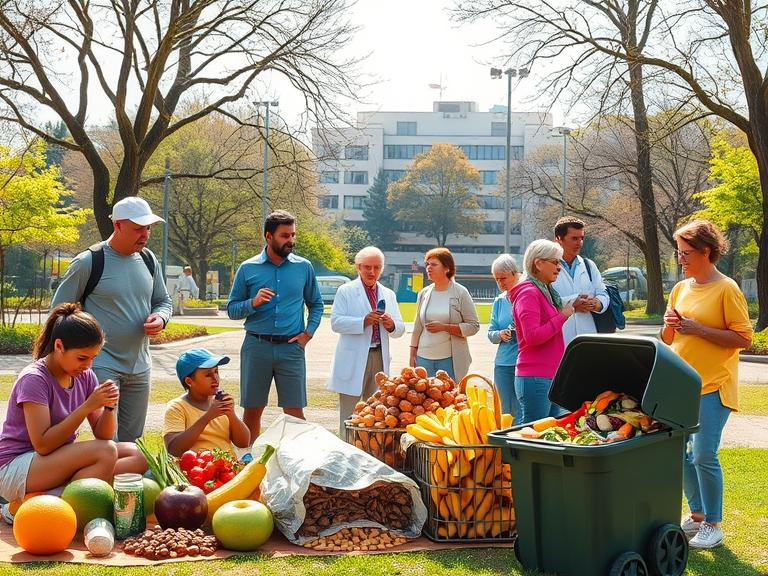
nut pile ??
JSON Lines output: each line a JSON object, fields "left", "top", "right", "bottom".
{"left": 122, "top": 526, "right": 219, "bottom": 560}
{"left": 302, "top": 527, "right": 407, "bottom": 551}
{"left": 349, "top": 367, "right": 468, "bottom": 429}
{"left": 298, "top": 481, "right": 413, "bottom": 536}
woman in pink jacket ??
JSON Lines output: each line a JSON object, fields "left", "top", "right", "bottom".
{"left": 508, "top": 239, "right": 574, "bottom": 424}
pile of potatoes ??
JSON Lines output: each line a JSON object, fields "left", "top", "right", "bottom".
{"left": 349, "top": 367, "right": 469, "bottom": 429}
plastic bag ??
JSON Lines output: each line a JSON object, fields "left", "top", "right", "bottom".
{"left": 252, "top": 414, "right": 427, "bottom": 545}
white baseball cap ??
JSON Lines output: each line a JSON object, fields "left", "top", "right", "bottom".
{"left": 110, "top": 197, "right": 165, "bottom": 226}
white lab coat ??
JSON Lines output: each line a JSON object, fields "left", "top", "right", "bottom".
{"left": 551, "top": 256, "right": 610, "bottom": 345}
{"left": 326, "top": 278, "right": 405, "bottom": 395}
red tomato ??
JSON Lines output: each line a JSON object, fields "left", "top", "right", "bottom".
{"left": 213, "top": 458, "right": 229, "bottom": 472}
{"left": 189, "top": 465, "right": 205, "bottom": 479}
{"left": 198, "top": 450, "right": 214, "bottom": 463}
{"left": 218, "top": 471, "right": 236, "bottom": 483}
{"left": 179, "top": 450, "right": 198, "bottom": 471}
{"left": 202, "top": 462, "right": 216, "bottom": 482}
{"left": 189, "top": 473, "right": 204, "bottom": 488}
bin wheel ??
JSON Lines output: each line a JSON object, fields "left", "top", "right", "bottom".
{"left": 647, "top": 524, "right": 689, "bottom": 576}
{"left": 513, "top": 535, "right": 521, "bottom": 563}
{"left": 609, "top": 551, "right": 649, "bottom": 576}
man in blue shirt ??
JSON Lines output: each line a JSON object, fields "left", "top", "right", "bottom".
{"left": 227, "top": 210, "right": 324, "bottom": 441}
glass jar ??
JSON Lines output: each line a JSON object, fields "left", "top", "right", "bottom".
{"left": 113, "top": 473, "right": 146, "bottom": 540}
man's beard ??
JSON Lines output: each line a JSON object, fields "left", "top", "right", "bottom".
{"left": 272, "top": 242, "right": 293, "bottom": 258}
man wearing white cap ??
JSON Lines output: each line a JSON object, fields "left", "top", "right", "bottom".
{"left": 52, "top": 196, "right": 173, "bottom": 442}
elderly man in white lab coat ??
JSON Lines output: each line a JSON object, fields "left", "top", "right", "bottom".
{"left": 551, "top": 216, "right": 610, "bottom": 345}
{"left": 327, "top": 246, "right": 405, "bottom": 435}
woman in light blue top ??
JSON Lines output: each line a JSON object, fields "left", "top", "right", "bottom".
{"left": 487, "top": 255, "right": 522, "bottom": 419}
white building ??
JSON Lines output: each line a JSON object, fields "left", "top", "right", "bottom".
{"left": 312, "top": 101, "right": 554, "bottom": 289}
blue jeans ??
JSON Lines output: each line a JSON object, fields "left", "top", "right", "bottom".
{"left": 514, "top": 376, "right": 565, "bottom": 425}
{"left": 683, "top": 391, "right": 731, "bottom": 523}
{"left": 415, "top": 356, "right": 456, "bottom": 381}
{"left": 494, "top": 364, "right": 520, "bottom": 422}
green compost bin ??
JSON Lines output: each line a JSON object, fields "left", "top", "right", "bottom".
{"left": 488, "top": 335, "right": 702, "bottom": 576}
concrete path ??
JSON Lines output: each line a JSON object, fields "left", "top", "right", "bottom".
{"left": 1, "top": 314, "right": 766, "bottom": 447}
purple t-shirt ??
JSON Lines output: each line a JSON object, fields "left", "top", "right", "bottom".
{"left": 0, "top": 360, "right": 98, "bottom": 468}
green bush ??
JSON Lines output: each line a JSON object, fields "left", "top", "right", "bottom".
{"left": 3, "top": 296, "right": 51, "bottom": 309}
{"left": 182, "top": 298, "right": 216, "bottom": 309}
{"left": 0, "top": 324, "right": 41, "bottom": 354}
{"left": 0, "top": 322, "right": 209, "bottom": 353}
{"left": 746, "top": 329, "right": 768, "bottom": 355}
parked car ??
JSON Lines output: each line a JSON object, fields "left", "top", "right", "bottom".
{"left": 317, "top": 275, "right": 351, "bottom": 304}
{"left": 601, "top": 267, "right": 647, "bottom": 300}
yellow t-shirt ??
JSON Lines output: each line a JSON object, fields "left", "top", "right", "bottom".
{"left": 668, "top": 276, "right": 753, "bottom": 410}
{"left": 162, "top": 396, "right": 234, "bottom": 454}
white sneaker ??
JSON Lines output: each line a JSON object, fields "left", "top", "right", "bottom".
{"left": 689, "top": 523, "right": 724, "bottom": 549}
{"left": 681, "top": 516, "right": 701, "bottom": 538}
{"left": 0, "top": 503, "right": 14, "bottom": 526}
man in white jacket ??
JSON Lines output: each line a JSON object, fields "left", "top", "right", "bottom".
{"left": 327, "top": 246, "right": 405, "bottom": 435}
{"left": 551, "top": 216, "right": 610, "bottom": 345}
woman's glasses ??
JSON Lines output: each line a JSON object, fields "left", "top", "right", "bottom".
{"left": 674, "top": 249, "right": 696, "bottom": 259}
{"left": 541, "top": 258, "right": 561, "bottom": 267}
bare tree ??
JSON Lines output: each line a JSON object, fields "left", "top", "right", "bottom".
{"left": 455, "top": 0, "right": 768, "bottom": 327}
{"left": 0, "top": 0, "right": 360, "bottom": 238}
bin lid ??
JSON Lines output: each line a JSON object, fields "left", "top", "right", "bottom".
{"left": 548, "top": 335, "right": 702, "bottom": 429}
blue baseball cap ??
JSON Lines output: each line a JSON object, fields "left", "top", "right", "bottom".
{"left": 176, "top": 348, "right": 230, "bottom": 384}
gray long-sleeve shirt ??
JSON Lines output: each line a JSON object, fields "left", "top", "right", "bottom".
{"left": 51, "top": 243, "right": 173, "bottom": 374}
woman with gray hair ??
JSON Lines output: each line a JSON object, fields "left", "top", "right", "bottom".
{"left": 487, "top": 254, "right": 522, "bottom": 418}
{"left": 507, "top": 240, "right": 574, "bottom": 424}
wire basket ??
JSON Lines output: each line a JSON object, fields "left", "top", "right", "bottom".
{"left": 410, "top": 442, "right": 515, "bottom": 542}
{"left": 345, "top": 423, "right": 410, "bottom": 474}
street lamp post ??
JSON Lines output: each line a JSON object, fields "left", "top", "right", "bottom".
{"left": 491, "top": 67, "right": 529, "bottom": 254}
{"left": 551, "top": 127, "right": 571, "bottom": 216}
{"left": 254, "top": 100, "right": 279, "bottom": 226}
{"left": 162, "top": 156, "right": 171, "bottom": 282}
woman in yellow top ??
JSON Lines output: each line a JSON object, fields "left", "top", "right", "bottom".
{"left": 661, "top": 220, "right": 753, "bottom": 550}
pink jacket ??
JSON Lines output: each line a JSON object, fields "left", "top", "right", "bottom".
{"left": 507, "top": 280, "right": 567, "bottom": 378}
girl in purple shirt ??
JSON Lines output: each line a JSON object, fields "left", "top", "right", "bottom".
{"left": 0, "top": 303, "right": 145, "bottom": 522}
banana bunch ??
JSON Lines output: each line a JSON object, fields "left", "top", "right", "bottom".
{"left": 406, "top": 384, "right": 515, "bottom": 539}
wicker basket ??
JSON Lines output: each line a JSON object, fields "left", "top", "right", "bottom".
{"left": 345, "top": 423, "right": 411, "bottom": 474}
{"left": 410, "top": 441, "right": 515, "bottom": 542}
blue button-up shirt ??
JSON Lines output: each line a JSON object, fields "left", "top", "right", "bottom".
{"left": 226, "top": 251, "right": 324, "bottom": 336}
{"left": 487, "top": 292, "right": 519, "bottom": 367}
{"left": 561, "top": 257, "right": 580, "bottom": 279}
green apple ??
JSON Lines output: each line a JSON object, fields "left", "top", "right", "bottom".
{"left": 142, "top": 477, "right": 162, "bottom": 523}
{"left": 212, "top": 500, "right": 274, "bottom": 551}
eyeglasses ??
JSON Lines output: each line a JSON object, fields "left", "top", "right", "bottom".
{"left": 674, "top": 249, "right": 696, "bottom": 259}
{"left": 540, "top": 258, "right": 561, "bottom": 267}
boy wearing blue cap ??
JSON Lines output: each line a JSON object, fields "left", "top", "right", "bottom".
{"left": 162, "top": 348, "right": 251, "bottom": 457}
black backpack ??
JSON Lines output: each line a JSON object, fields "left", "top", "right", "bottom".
{"left": 584, "top": 258, "right": 626, "bottom": 333}
{"left": 80, "top": 242, "right": 155, "bottom": 305}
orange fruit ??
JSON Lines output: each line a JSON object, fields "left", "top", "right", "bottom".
{"left": 7, "top": 492, "right": 45, "bottom": 515}
{"left": 13, "top": 495, "right": 77, "bottom": 555}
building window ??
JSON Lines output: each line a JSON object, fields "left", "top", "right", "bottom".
{"left": 316, "top": 144, "right": 339, "bottom": 158}
{"left": 319, "top": 170, "right": 339, "bottom": 184}
{"left": 396, "top": 121, "right": 417, "bottom": 136}
{"left": 480, "top": 171, "right": 498, "bottom": 185}
{"left": 344, "top": 145, "right": 369, "bottom": 160}
{"left": 484, "top": 221, "right": 505, "bottom": 234}
{"left": 383, "top": 144, "right": 432, "bottom": 159}
{"left": 491, "top": 122, "right": 507, "bottom": 137}
{"left": 318, "top": 195, "right": 339, "bottom": 209}
{"left": 459, "top": 145, "right": 506, "bottom": 160}
{"left": 510, "top": 146, "right": 524, "bottom": 160}
{"left": 344, "top": 171, "right": 369, "bottom": 185}
{"left": 343, "top": 196, "right": 366, "bottom": 209}
{"left": 383, "top": 170, "right": 407, "bottom": 182}
{"left": 437, "top": 102, "right": 461, "bottom": 113}
{"left": 478, "top": 195, "right": 504, "bottom": 209}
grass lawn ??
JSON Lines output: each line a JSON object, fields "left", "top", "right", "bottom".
{"left": 739, "top": 385, "right": 768, "bottom": 416}
{"left": 0, "top": 448, "right": 764, "bottom": 575}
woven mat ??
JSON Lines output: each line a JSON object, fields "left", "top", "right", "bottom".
{"left": 0, "top": 523, "right": 512, "bottom": 565}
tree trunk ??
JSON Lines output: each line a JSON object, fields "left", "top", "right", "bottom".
{"left": 92, "top": 160, "right": 115, "bottom": 240}
{"left": 0, "top": 248, "right": 5, "bottom": 327}
{"left": 746, "top": 128, "right": 768, "bottom": 331}
{"left": 198, "top": 258, "right": 209, "bottom": 300}
{"left": 627, "top": 59, "right": 665, "bottom": 314}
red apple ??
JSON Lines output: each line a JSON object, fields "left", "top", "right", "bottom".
{"left": 212, "top": 500, "right": 274, "bottom": 551}
{"left": 154, "top": 484, "right": 208, "bottom": 530}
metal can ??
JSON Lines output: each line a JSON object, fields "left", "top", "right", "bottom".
{"left": 113, "top": 473, "right": 146, "bottom": 540}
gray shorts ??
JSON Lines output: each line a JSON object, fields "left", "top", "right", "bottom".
{"left": 240, "top": 335, "right": 307, "bottom": 408}
{"left": 0, "top": 452, "right": 34, "bottom": 502}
